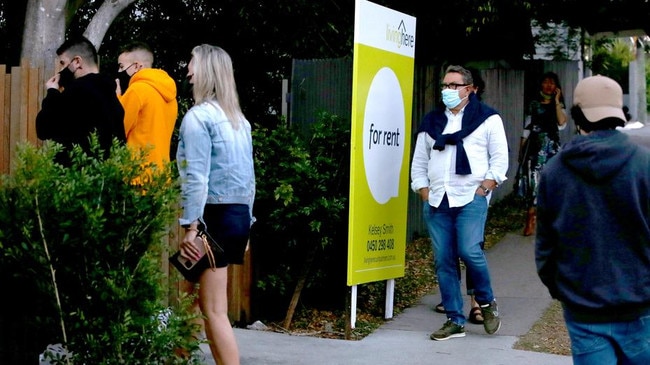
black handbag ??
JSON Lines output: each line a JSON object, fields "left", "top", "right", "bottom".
{"left": 169, "top": 229, "right": 223, "bottom": 282}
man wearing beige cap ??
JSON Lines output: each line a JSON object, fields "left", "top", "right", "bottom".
{"left": 535, "top": 75, "right": 650, "bottom": 365}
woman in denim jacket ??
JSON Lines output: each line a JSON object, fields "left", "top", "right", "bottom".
{"left": 176, "top": 44, "right": 255, "bottom": 365}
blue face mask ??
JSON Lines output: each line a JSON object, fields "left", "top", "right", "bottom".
{"left": 442, "top": 89, "right": 464, "bottom": 109}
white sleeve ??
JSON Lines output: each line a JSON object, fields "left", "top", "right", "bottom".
{"left": 410, "top": 131, "right": 431, "bottom": 192}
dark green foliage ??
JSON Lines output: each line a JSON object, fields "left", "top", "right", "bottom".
{"left": 250, "top": 111, "right": 350, "bottom": 319}
{"left": 0, "top": 137, "right": 201, "bottom": 364}
{"left": 589, "top": 38, "right": 634, "bottom": 93}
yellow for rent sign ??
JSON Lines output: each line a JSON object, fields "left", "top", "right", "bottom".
{"left": 347, "top": 0, "right": 416, "bottom": 286}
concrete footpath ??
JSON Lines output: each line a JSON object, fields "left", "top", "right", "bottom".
{"left": 201, "top": 232, "right": 573, "bottom": 365}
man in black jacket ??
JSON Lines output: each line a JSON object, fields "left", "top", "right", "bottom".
{"left": 36, "top": 36, "right": 126, "bottom": 165}
{"left": 536, "top": 75, "right": 650, "bottom": 365}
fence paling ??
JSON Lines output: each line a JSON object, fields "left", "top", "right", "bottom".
{"left": 1, "top": 65, "right": 9, "bottom": 175}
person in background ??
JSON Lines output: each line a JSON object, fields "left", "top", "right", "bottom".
{"left": 116, "top": 41, "right": 178, "bottom": 169}
{"left": 518, "top": 71, "right": 567, "bottom": 236}
{"left": 618, "top": 105, "right": 650, "bottom": 147}
{"left": 36, "top": 35, "right": 125, "bottom": 165}
{"left": 176, "top": 44, "right": 255, "bottom": 364}
{"left": 536, "top": 75, "right": 650, "bottom": 365}
{"left": 411, "top": 65, "right": 508, "bottom": 340}
{"left": 433, "top": 67, "right": 486, "bottom": 325}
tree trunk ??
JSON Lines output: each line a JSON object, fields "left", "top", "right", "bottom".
{"left": 21, "top": 0, "right": 67, "bottom": 70}
{"left": 283, "top": 246, "right": 317, "bottom": 330}
{"left": 20, "top": 0, "right": 135, "bottom": 80}
{"left": 84, "top": 0, "right": 136, "bottom": 53}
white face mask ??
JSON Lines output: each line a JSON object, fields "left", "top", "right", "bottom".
{"left": 442, "top": 89, "right": 467, "bottom": 109}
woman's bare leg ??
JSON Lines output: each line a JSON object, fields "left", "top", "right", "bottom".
{"left": 199, "top": 267, "right": 240, "bottom": 365}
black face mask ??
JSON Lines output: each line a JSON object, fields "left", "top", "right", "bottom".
{"left": 116, "top": 70, "right": 132, "bottom": 93}
{"left": 58, "top": 65, "right": 75, "bottom": 89}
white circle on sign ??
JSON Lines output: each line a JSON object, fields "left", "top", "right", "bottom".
{"left": 363, "top": 67, "right": 405, "bottom": 204}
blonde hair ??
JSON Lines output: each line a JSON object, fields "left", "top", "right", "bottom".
{"left": 191, "top": 44, "right": 244, "bottom": 129}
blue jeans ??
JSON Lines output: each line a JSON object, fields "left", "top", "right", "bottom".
{"left": 424, "top": 194, "right": 494, "bottom": 325}
{"left": 564, "top": 309, "right": 650, "bottom": 365}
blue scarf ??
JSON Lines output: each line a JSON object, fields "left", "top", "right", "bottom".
{"left": 418, "top": 93, "right": 499, "bottom": 175}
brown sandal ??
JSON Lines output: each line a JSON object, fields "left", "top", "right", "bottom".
{"left": 468, "top": 307, "right": 484, "bottom": 324}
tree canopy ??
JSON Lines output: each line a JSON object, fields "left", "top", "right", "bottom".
{"left": 1, "top": 0, "right": 649, "bottom": 123}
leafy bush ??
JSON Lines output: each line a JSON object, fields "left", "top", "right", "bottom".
{"left": 251, "top": 111, "right": 350, "bottom": 319}
{"left": 250, "top": 111, "right": 436, "bottom": 325}
{"left": 0, "top": 137, "right": 201, "bottom": 364}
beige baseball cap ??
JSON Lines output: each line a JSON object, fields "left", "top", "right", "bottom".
{"left": 573, "top": 75, "right": 626, "bottom": 122}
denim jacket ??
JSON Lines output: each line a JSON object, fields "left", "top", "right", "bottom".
{"left": 176, "top": 101, "right": 256, "bottom": 226}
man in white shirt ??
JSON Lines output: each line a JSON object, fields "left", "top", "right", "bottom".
{"left": 410, "top": 65, "right": 509, "bottom": 341}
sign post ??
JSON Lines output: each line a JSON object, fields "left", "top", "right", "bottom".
{"left": 347, "top": 0, "right": 416, "bottom": 326}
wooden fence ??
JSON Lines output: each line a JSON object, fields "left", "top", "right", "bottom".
{"left": 0, "top": 64, "right": 252, "bottom": 324}
{"left": 1, "top": 63, "right": 43, "bottom": 175}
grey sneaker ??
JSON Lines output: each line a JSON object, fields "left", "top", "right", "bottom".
{"left": 430, "top": 319, "right": 466, "bottom": 341}
{"left": 481, "top": 300, "right": 501, "bottom": 334}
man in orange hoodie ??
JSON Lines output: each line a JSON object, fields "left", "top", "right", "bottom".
{"left": 116, "top": 41, "right": 178, "bottom": 170}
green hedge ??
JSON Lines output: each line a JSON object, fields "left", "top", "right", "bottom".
{"left": 0, "top": 137, "right": 201, "bottom": 364}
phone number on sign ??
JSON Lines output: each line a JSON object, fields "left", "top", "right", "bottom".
{"left": 367, "top": 238, "right": 394, "bottom": 252}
